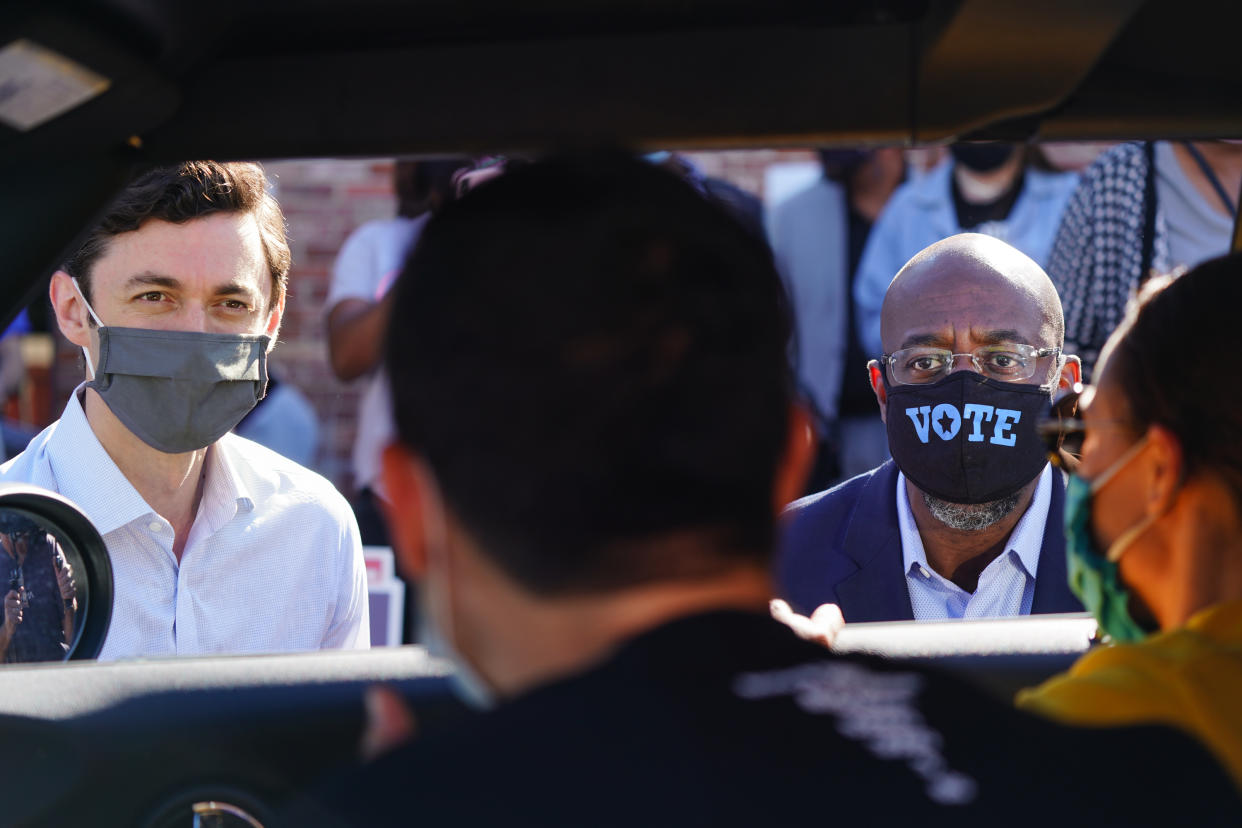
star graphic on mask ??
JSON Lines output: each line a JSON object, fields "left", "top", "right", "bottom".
{"left": 936, "top": 410, "right": 956, "bottom": 435}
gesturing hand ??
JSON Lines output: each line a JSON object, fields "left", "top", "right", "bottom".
{"left": 769, "top": 599, "right": 844, "bottom": 650}
{"left": 360, "top": 685, "right": 418, "bottom": 761}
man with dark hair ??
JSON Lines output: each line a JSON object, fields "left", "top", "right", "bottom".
{"left": 294, "top": 154, "right": 1239, "bottom": 826}
{"left": 0, "top": 161, "right": 369, "bottom": 659}
{"left": 779, "top": 234, "right": 1084, "bottom": 624}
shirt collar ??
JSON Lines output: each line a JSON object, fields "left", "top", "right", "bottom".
{"left": 45, "top": 386, "right": 155, "bottom": 536}
{"left": 209, "top": 436, "right": 256, "bottom": 515}
{"left": 897, "top": 463, "right": 1053, "bottom": 582}
{"left": 178, "top": 437, "right": 253, "bottom": 551}
{"left": 1004, "top": 463, "right": 1053, "bottom": 578}
{"left": 45, "top": 384, "right": 255, "bottom": 536}
{"left": 896, "top": 472, "right": 933, "bottom": 578}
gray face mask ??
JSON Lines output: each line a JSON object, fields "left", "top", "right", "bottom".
{"left": 418, "top": 598, "right": 497, "bottom": 711}
{"left": 73, "top": 279, "right": 270, "bottom": 454}
{"left": 411, "top": 461, "right": 497, "bottom": 711}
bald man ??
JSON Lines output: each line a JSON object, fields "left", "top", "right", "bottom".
{"left": 776, "top": 234, "right": 1085, "bottom": 622}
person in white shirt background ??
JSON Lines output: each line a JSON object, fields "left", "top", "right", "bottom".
{"left": 326, "top": 158, "right": 466, "bottom": 643}
{"left": 1, "top": 161, "right": 369, "bottom": 659}
{"left": 326, "top": 160, "right": 467, "bottom": 544}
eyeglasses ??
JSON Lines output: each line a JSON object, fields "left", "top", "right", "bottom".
{"left": 880, "top": 344, "right": 1060, "bottom": 386}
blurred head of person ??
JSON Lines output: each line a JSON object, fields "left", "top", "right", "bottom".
{"left": 818, "top": 148, "right": 906, "bottom": 223}
{"left": 1035, "top": 142, "right": 1114, "bottom": 173}
{"left": 950, "top": 142, "right": 1020, "bottom": 174}
{"left": 380, "top": 151, "right": 812, "bottom": 700}
{"left": 819, "top": 149, "right": 874, "bottom": 182}
{"left": 394, "top": 159, "right": 471, "bottom": 218}
{"left": 949, "top": 142, "right": 1029, "bottom": 204}
{"left": 1061, "top": 252, "right": 1242, "bottom": 640}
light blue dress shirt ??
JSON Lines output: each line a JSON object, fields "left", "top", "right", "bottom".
{"left": 896, "top": 464, "right": 1052, "bottom": 620}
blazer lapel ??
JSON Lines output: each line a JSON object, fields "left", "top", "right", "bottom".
{"left": 833, "top": 461, "right": 915, "bottom": 622}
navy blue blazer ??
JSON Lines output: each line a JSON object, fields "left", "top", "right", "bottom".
{"left": 776, "top": 460, "right": 1084, "bottom": 622}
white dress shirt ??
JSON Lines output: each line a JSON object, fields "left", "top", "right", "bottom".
{"left": 0, "top": 387, "right": 370, "bottom": 660}
{"left": 896, "top": 464, "right": 1053, "bottom": 620}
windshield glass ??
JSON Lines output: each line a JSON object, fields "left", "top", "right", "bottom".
{"left": 7, "top": 140, "right": 1238, "bottom": 664}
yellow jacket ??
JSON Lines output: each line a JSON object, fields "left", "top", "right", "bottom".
{"left": 1017, "top": 600, "right": 1242, "bottom": 789}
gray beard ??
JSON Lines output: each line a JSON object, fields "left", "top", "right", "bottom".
{"left": 921, "top": 490, "right": 1021, "bottom": 532}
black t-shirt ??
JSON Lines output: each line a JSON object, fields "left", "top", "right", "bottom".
{"left": 294, "top": 612, "right": 1241, "bottom": 826}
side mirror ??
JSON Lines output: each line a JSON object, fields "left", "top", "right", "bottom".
{"left": 0, "top": 483, "right": 111, "bottom": 663}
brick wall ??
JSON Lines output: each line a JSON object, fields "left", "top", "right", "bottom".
{"left": 682, "top": 148, "right": 817, "bottom": 196}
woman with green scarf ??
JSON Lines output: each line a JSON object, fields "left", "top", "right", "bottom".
{"left": 1018, "top": 252, "right": 1242, "bottom": 789}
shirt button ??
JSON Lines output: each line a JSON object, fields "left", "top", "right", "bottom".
{"left": 148, "top": 521, "right": 163, "bottom": 533}
{"left": 917, "top": 565, "right": 931, "bottom": 580}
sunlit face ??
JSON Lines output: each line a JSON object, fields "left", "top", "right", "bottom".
{"left": 882, "top": 270, "right": 1058, "bottom": 387}
{"left": 873, "top": 255, "right": 1069, "bottom": 425}
{"left": 82, "top": 212, "right": 282, "bottom": 341}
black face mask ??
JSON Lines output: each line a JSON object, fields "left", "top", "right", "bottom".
{"left": 884, "top": 371, "right": 1051, "bottom": 504}
{"left": 950, "top": 143, "right": 1016, "bottom": 174}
